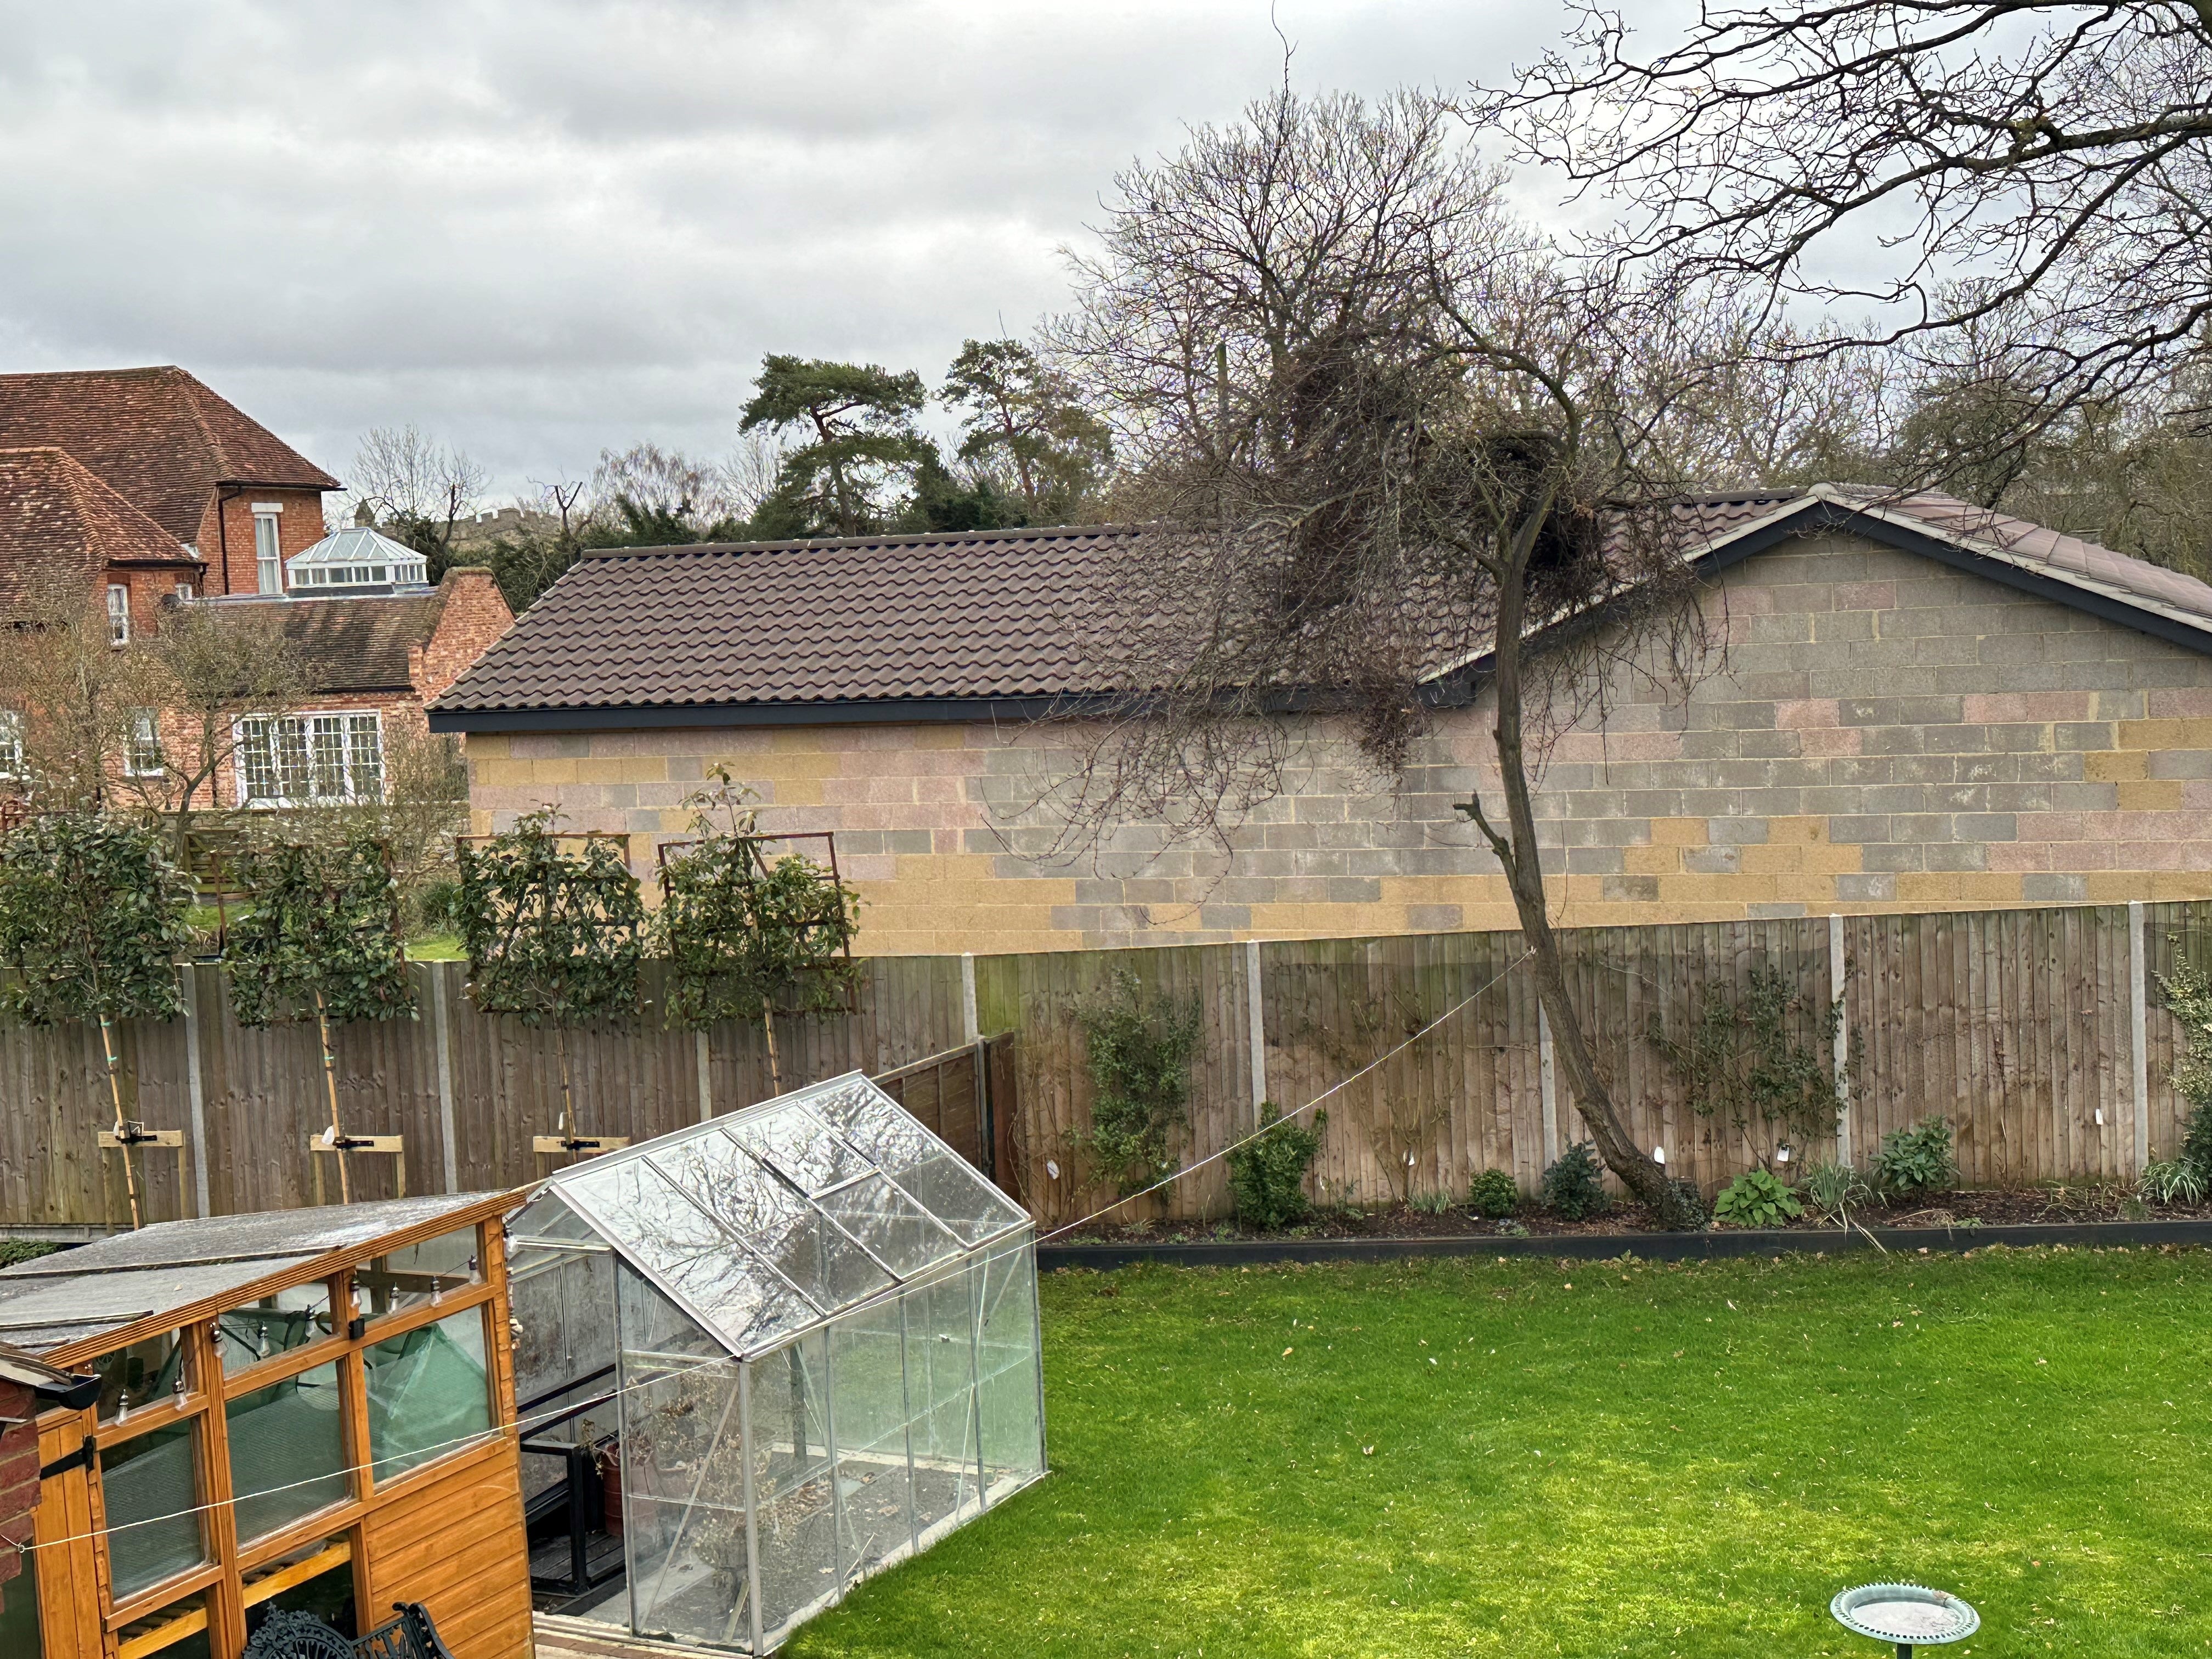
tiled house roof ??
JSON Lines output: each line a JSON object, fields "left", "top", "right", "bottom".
{"left": 0, "top": 445, "right": 199, "bottom": 607}
{"left": 205, "top": 568, "right": 506, "bottom": 697}
{"left": 0, "top": 365, "right": 338, "bottom": 544}
{"left": 428, "top": 493, "right": 2212, "bottom": 729}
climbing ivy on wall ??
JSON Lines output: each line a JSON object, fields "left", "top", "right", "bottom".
{"left": 456, "top": 808, "right": 644, "bottom": 1026}
{"left": 1645, "top": 965, "right": 1853, "bottom": 1143}
{"left": 0, "top": 810, "right": 194, "bottom": 1027}
{"left": 225, "top": 833, "right": 414, "bottom": 1028}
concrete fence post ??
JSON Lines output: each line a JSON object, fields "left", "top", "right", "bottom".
{"left": 2130, "top": 899, "right": 2151, "bottom": 1175}
{"left": 696, "top": 1029, "right": 714, "bottom": 1124}
{"left": 432, "top": 964, "right": 460, "bottom": 1195}
{"left": 183, "top": 964, "right": 211, "bottom": 1220}
{"left": 1245, "top": 939, "right": 1267, "bottom": 1125}
{"left": 960, "top": 952, "right": 980, "bottom": 1047}
{"left": 1830, "top": 913, "right": 1852, "bottom": 1167}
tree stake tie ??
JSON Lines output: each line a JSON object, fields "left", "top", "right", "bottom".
{"left": 313, "top": 985, "right": 351, "bottom": 1204}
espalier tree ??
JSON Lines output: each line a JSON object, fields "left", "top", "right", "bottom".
{"left": 225, "top": 833, "right": 415, "bottom": 1203}
{"left": 0, "top": 811, "right": 195, "bottom": 1228}
{"left": 456, "top": 808, "right": 645, "bottom": 1152}
{"left": 657, "top": 769, "right": 861, "bottom": 1093}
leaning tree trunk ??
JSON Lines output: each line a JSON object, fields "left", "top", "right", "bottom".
{"left": 1470, "top": 515, "right": 1705, "bottom": 1230}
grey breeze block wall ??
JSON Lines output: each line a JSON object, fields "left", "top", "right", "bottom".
{"left": 461, "top": 529, "right": 2212, "bottom": 953}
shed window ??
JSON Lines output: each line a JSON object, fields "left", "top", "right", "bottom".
{"left": 216, "top": 1280, "right": 335, "bottom": 1374}
{"left": 99, "top": 1420, "right": 207, "bottom": 1601}
{"left": 227, "top": 1362, "right": 348, "bottom": 1542}
{"left": 364, "top": 1306, "right": 493, "bottom": 1483}
{"left": 91, "top": 1329, "right": 186, "bottom": 1421}
{"left": 357, "top": 1225, "right": 480, "bottom": 1323}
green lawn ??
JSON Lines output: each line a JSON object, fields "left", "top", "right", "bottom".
{"left": 789, "top": 1247, "right": 2212, "bottom": 1658}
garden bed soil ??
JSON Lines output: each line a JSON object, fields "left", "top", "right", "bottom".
{"left": 1058, "top": 1182, "right": 2212, "bottom": 1246}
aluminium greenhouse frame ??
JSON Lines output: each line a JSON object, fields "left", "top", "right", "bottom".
{"left": 507, "top": 1071, "right": 1046, "bottom": 1654}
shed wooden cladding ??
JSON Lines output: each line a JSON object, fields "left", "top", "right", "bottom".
{"left": 16, "top": 1194, "right": 532, "bottom": 1659}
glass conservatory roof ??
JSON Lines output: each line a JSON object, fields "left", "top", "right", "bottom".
{"left": 510, "top": 1072, "right": 1030, "bottom": 1360}
{"left": 286, "top": 526, "right": 431, "bottom": 587}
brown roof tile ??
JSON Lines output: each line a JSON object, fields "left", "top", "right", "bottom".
{"left": 432, "top": 524, "right": 1138, "bottom": 716}
{"left": 0, "top": 366, "right": 339, "bottom": 543}
{"left": 0, "top": 445, "right": 200, "bottom": 608}
{"left": 428, "top": 495, "right": 2212, "bottom": 723}
{"left": 202, "top": 584, "right": 453, "bottom": 696}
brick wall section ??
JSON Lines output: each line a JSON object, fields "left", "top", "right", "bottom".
{"left": 462, "top": 529, "right": 2212, "bottom": 952}
{"left": 0, "top": 1381, "right": 35, "bottom": 1610}
{"left": 414, "top": 569, "right": 514, "bottom": 700}
{"left": 191, "top": 487, "right": 324, "bottom": 595}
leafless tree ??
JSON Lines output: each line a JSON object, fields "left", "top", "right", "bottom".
{"left": 116, "top": 604, "right": 311, "bottom": 855}
{"left": 723, "top": 432, "right": 789, "bottom": 525}
{"left": 0, "top": 574, "right": 157, "bottom": 810}
{"left": 1045, "top": 88, "right": 1780, "bottom": 1226}
{"left": 590, "top": 443, "right": 742, "bottom": 537}
{"left": 1472, "top": 0, "right": 2212, "bottom": 473}
{"left": 348, "top": 424, "right": 489, "bottom": 568}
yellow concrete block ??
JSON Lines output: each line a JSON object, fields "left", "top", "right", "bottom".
{"left": 469, "top": 759, "right": 533, "bottom": 787}
{"left": 465, "top": 735, "right": 510, "bottom": 759}
{"left": 528, "top": 760, "right": 579, "bottom": 786}
{"left": 1647, "top": 817, "right": 1708, "bottom": 847}
{"left": 1738, "top": 845, "right": 1805, "bottom": 874}
{"left": 1893, "top": 873, "right": 1962, "bottom": 904}
{"left": 1797, "top": 842, "right": 1866, "bottom": 875}
{"left": 1764, "top": 815, "right": 1830, "bottom": 846}
{"left": 2084, "top": 872, "right": 2151, "bottom": 905}
{"left": 1657, "top": 873, "right": 1778, "bottom": 903}
{"left": 2115, "top": 718, "right": 2212, "bottom": 751}
{"left": 1623, "top": 845, "right": 1680, "bottom": 876}
{"left": 1951, "top": 873, "right": 2026, "bottom": 904}
{"left": 766, "top": 779, "right": 825, "bottom": 807}
{"left": 2151, "top": 874, "right": 2212, "bottom": 901}
{"left": 2118, "top": 779, "right": 2185, "bottom": 811}
{"left": 2083, "top": 750, "right": 2149, "bottom": 782}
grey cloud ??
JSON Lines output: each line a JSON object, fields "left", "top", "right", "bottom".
{"left": 0, "top": 0, "right": 1563, "bottom": 493}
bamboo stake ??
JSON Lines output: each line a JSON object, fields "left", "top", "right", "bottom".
{"left": 314, "top": 986, "right": 351, "bottom": 1204}
{"left": 555, "top": 1022, "right": 574, "bottom": 1144}
{"left": 98, "top": 1013, "right": 143, "bottom": 1231}
{"left": 761, "top": 996, "right": 782, "bottom": 1096}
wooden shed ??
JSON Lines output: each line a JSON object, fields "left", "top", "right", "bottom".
{"left": 0, "top": 1193, "right": 532, "bottom": 1659}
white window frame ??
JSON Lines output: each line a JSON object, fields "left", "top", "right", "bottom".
{"left": 174, "top": 580, "right": 194, "bottom": 602}
{"left": 0, "top": 711, "right": 22, "bottom": 779}
{"left": 253, "top": 510, "right": 284, "bottom": 595}
{"left": 124, "top": 709, "right": 165, "bottom": 777}
{"left": 233, "top": 709, "right": 385, "bottom": 807}
{"left": 107, "top": 583, "right": 129, "bottom": 645}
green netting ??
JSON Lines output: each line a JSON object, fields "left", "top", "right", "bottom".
{"left": 364, "top": 1310, "right": 493, "bottom": 1482}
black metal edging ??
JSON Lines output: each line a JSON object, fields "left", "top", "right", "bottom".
{"left": 1039, "top": 1217, "right": 2212, "bottom": 1271}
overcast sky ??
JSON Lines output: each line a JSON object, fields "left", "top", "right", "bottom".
{"left": 0, "top": 1, "right": 1602, "bottom": 501}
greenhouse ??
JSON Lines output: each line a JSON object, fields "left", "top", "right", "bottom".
{"left": 507, "top": 1070, "right": 1045, "bottom": 1654}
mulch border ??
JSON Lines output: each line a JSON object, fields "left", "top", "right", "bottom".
{"left": 1037, "top": 1217, "right": 2212, "bottom": 1271}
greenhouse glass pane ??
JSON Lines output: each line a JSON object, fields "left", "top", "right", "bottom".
{"left": 903, "top": 1265, "right": 980, "bottom": 1540}
{"left": 100, "top": 1420, "right": 206, "bottom": 1600}
{"left": 828, "top": 1301, "right": 914, "bottom": 1584}
{"left": 750, "top": 1330, "right": 838, "bottom": 1646}
{"left": 364, "top": 1307, "right": 494, "bottom": 1482}
{"left": 507, "top": 1189, "right": 597, "bottom": 1243}
{"left": 812, "top": 1091, "right": 1025, "bottom": 1243}
{"left": 228, "top": 1363, "right": 348, "bottom": 1542}
{"left": 815, "top": 1176, "right": 961, "bottom": 1278}
{"left": 725, "top": 1108, "right": 870, "bottom": 1195}
{"left": 89, "top": 1329, "right": 184, "bottom": 1421}
{"left": 976, "top": 1245, "right": 1045, "bottom": 1496}
{"left": 619, "top": 1341, "right": 750, "bottom": 1649}
{"left": 580, "top": 1155, "right": 814, "bottom": 1353}
{"left": 670, "top": 1152, "right": 889, "bottom": 1316}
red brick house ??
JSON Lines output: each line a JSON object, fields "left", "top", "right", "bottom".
{"left": 0, "top": 365, "right": 340, "bottom": 629}
{"left": 0, "top": 1344, "right": 95, "bottom": 1633}
{"left": 0, "top": 365, "right": 515, "bottom": 811}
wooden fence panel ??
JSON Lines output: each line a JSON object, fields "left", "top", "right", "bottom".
{"left": 12, "top": 899, "right": 2212, "bottom": 1233}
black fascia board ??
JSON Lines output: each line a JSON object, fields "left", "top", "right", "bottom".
{"left": 427, "top": 693, "right": 1105, "bottom": 734}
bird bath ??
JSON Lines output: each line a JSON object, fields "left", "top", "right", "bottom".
{"left": 1831, "top": 1583, "right": 1979, "bottom": 1656}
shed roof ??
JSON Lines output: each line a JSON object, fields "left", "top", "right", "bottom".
{"left": 0, "top": 1193, "right": 493, "bottom": 1355}
{"left": 428, "top": 491, "right": 2212, "bottom": 731}
{"left": 511, "top": 1072, "right": 1030, "bottom": 1360}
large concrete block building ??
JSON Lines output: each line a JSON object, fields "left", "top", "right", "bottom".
{"left": 428, "top": 488, "right": 2212, "bottom": 954}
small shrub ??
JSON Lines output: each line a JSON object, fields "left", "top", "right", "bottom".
{"left": 1871, "top": 1115, "right": 1957, "bottom": 1196}
{"left": 1080, "top": 968, "right": 1203, "bottom": 1191}
{"left": 1799, "top": 1160, "right": 1872, "bottom": 1222}
{"left": 2141, "top": 1158, "right": 2208, "bottom": 1206}
{"left": 0, "top": 1239, "right": 58, "bottom": 1269}
{"left": 1539, "top": 1142, "right": 1609, "bottom": 1220}
{"left": 1409, "top": 1189, "right": 1453, "bottom": 1216}
{"left": 1468, "top": 1167, "right": 1520, "bottom": 1218}
{"left": 2180, "top": 1103, "right": 2212, "bottom": 1179}
{"left": 1713, "top": 1168, "right": 1804, "bottom": 1228}
{"left": 1224, "top": 1103, "right": 1327, "bottom": 1230}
